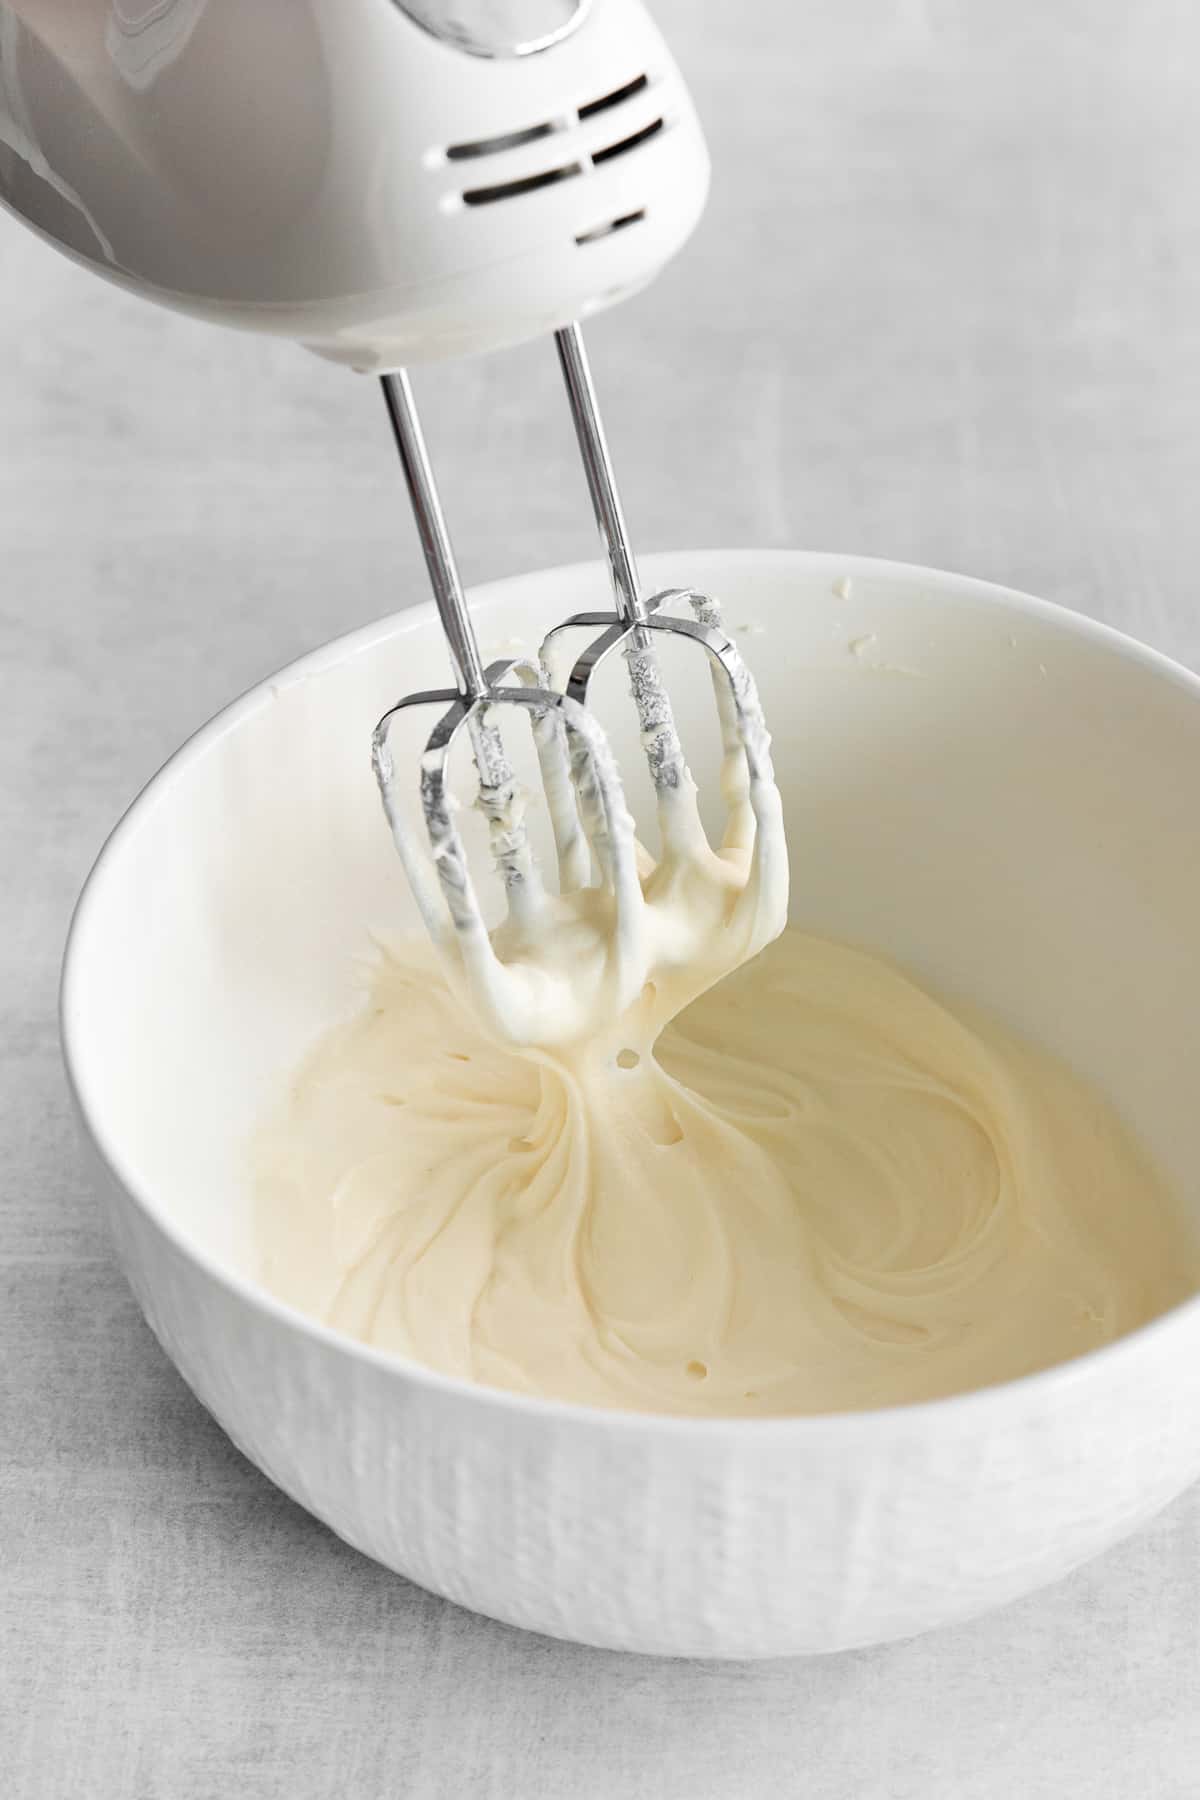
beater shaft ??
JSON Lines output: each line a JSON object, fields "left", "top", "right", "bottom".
{"left": 554, "top": 323, "right": 644, "bottom": 628}
{"left": 380, "top": 370, "right": 488, "bottom": 704}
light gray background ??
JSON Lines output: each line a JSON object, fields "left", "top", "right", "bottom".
{"left": 4, "top": 1, "right": 1200, "bottom": 1795}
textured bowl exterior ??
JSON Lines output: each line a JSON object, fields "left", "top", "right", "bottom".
{"left": 62, "top": 551, "right": 1200, "bottom": 1658}
{"left": 74, "top": 1114, "right": 1200, "bottom": 1660}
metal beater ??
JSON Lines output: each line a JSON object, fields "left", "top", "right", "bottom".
{"left": 372, "top": 322, "right": 786, "bottom": 1043}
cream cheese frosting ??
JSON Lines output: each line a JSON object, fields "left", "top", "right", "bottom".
{"left": 253, "top": 927, "right": 1197, "bottom": 1415}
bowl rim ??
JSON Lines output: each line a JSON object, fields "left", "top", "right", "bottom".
{"left": 59, "top": 547, "right": 1200, "bottom": 1442}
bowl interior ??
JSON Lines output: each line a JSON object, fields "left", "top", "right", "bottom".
{"left": 64, "top": 552, "right": 1200, "bottom": 1280}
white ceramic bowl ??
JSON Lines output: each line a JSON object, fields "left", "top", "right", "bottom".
{"left": 61, "top": 552, "right": 1200, "bottom": 1659}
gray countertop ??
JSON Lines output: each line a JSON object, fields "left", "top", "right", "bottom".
{"left": 5, "top": 2, "right": 1200, "bottom": 1794}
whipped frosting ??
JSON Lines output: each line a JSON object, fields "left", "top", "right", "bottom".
{"left": 253, "top": 928, "right": 1197, "bottom": 1415}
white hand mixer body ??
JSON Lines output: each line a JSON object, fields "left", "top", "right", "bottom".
{"left": 0, "top": 0, "right": 708, "bottom": 366}
{"left": 1, "top": 0, "right": 787, "bottom": 1048}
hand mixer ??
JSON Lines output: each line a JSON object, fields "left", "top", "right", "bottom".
{"left": 1, "top": 0, "right": 787, "bottom": 1043}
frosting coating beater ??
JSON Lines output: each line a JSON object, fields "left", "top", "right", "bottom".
{"left": 372, "top": 324, "right": 788, "bottom": 1048}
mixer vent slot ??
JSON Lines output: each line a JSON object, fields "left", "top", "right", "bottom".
{"left": 462, "top": 162, "right": 584, "bottom": 206}
{"left": 591, "top": 117, "right": 665, "bottom": 166}
{"left": 575, "top": 208, "right": 646, "bottom": 245}
{"left": 578, "top": 73, "right": 650, "bottom": 120}
{"left": 445, "top": 72, "right": 650, "bottom": 169}
{"left": 447, "top": 120, "right": 563, "bottom": 162}
{"left": 454, "top": 72, "right": 665, "bottom": 207}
